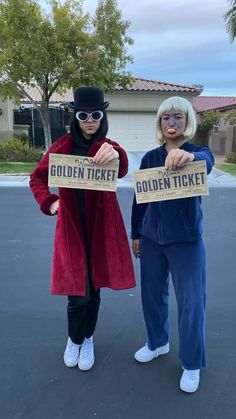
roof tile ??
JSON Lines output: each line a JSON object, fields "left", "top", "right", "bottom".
{"left": 117, "top": 77, "right": 201, "bottom": 93}
{"left": 193, "top": 96, "right": 236, "bottom": 112}
{"left": 20, "top": 77, "right": 201, "bottom": 104}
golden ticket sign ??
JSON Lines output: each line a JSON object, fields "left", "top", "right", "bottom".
{"left": 48, "top": 153, "right": 119, "bottom": 191}
{"left": 134, "top": 161, "right": 208, "bottom": 203}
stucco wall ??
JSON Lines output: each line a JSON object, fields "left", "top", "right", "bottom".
{"left": 106, "top": 91, "right": 197, "bottom": 112}
{"left": 0, "top": 98, "right": 14, "bottom": 142}
{"left": 208, "top": 110, "right": 236, "bottom": 155}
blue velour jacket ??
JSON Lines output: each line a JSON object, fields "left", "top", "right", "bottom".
{"left": 131, "top": 142, "right": 214, "bottom": 245}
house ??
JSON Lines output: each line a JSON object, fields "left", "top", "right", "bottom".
{"left": 99, "top": 78, "right": 201, "bottom": 152}
{"left": 1, "top": 77, "right": 201, "bottom": 151}
{"left": 193, "top": 96, "right": 236, "bottom": 155}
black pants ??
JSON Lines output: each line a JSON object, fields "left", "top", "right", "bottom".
{"left": 67, "top": 232, "right": 100, "bottom": 345}
{"left": 67, "top": 288, "right": 101, "bottom": 345}
{"left": 67, "top": 201, "right": 100, "bottom": 345}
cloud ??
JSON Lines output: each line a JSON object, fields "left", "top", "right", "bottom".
{"left": 119, "top": 0, "right": 228, "bottom": 34}
{"left": 42, "top": 0, "right": 236, "bottom": 95}
{"left": 116, "top": 0, "right": 236, "bottom": 95}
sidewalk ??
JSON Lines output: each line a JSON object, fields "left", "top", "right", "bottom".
{"left": 0, "top": 175, "right": 30, "bottom": 187}
{"left": 1, "top": 167, "right": 236, "bottom": 188}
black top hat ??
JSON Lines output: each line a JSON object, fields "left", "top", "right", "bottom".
{"left": 69, "top": 86, "right": 109, "bottom": 111}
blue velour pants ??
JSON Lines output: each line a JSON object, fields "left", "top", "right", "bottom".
{"left": 140, "top": 237, "right": 206, "bottom": 370}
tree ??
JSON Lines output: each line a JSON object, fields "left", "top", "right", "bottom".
{"left": 0, "top": 0, "right": 133, "bottom": 149}
{"left": 194, "top": 110, "right": 220, "bottom": 146}
{"left": 224, "top": 109, "right": 236, "bottom": 125}
{"left": 225, "top": 0, "right": 236, "bottom": 41}
{"left": 197, "top": 110, "right": 220, "bottom": 134}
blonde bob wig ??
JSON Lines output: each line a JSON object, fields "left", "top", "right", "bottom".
{"left": 156, "top": 96, "right": 197, "bottom": 144}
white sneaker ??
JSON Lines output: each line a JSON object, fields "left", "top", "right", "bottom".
{"left": 134, "top": 342, "right": 169, "bottom": 363}
{"left": 64, "top": 337, "right": 81, "bottom": 367}
{"left": 180, "top": 368, "right": 200, "bottom": 393}
{"left": 78, "top": 336, "right": 95, "bottom": 371}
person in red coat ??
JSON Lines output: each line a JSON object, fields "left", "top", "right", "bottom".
{"left": 30, "top": 86, "right": 135, "bottom": 371}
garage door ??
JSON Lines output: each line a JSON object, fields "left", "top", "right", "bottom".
{"left": 107, "top": 111, "right": 158, "bottom": 152}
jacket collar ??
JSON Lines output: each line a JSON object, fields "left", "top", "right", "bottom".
{"left": 52, "top": 134, "right": 108, "bottom": 157}
{"left": 160, "top": 141, "right": 191, "bottom": 156}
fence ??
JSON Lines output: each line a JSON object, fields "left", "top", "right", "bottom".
{"left": 14, "top": 107, "right": 71, "bottom": 147}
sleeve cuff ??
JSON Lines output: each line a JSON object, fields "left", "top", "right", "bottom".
{"left": 40, "top": 194, "right": 59, "bottom": 215}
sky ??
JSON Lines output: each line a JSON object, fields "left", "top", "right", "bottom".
{"left": 42, "top": 0, "right": 236, "bottom": 97}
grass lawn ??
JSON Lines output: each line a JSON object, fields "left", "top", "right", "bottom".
{"left": 215, "top": 163, "right": 236, "bottom": 177}
{"left": 0, "top": 162, "right": 37, "bottom": 174}
{"left": 1, "top": 161, "right": 236, "bottom": 177}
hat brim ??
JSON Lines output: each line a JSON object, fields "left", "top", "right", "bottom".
{"left": 68, "top": 101, "right": 109, "bottom": 111}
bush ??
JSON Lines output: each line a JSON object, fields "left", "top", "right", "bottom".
{"left": 14, "top": 133, "right": 32, "bottom": 147}
{"left": 197, "top": 110, "right": 220, "bottom": 133}
{"left": 0, "top": 137, "right": 43, "bottom": 162}
{"left": 225, "top": 153, "right": 236, "bottom": 164}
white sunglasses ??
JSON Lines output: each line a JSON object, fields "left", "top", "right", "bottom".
{"left": 75, "top": 110, "right": 104, "bottom": 122}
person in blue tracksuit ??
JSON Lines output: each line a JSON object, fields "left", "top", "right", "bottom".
{"left": 131, "top": 96, "right": 214, "bottom": 393}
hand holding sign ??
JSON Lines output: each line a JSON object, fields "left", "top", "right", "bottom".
{"left": 93, "top": 142, "right": 119, "bottom": 166}
{"left": 165, "top": 148, "right": 195, "bottom": 171}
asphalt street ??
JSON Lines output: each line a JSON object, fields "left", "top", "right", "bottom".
{"left": 0, "top": 186, "right": 236, "bottom": 419}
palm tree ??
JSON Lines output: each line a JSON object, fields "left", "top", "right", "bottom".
{"left": 225, "top": 0, "right": 236, "bottom": 41}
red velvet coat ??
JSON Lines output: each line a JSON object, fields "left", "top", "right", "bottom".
{"left": 30, "top": 133, "right": 135, "bottom": 295}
